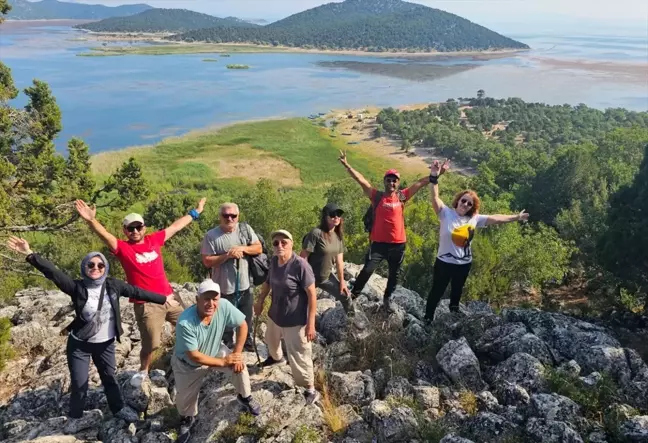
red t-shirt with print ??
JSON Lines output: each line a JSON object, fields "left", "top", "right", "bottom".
{"left": 370, "top": 188, "right": 411, "bottom": 244}
{"left": 113, "top": 230, "right": 173, "bottom": 303}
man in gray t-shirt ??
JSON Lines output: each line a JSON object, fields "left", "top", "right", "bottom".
{"left": 201, "top": 202, "right": 262, "bottom": 350}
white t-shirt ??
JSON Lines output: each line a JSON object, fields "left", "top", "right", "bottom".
{"left": 436, "top": 206, "right": 488, "bottom": 265}
{"left": 72, "top": 285, "right": 116, "bottom": 343}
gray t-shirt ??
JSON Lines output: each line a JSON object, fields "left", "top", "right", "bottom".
{"left": 201, "top": 223, "right": 259, "bottom": 294}
{"left": 268, "top": 253, "right": 315, "bottom": 328}
{"left": 302, "top": 228, "right": 344, "bottom": 285}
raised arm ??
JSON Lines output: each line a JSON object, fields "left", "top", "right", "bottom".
{"left": 339, "top": 150, "right": 373, "bottom": 199}
{"left": 111, "top": 279, "right": 167, "bottom": 304}
{"left": 75, "top": 200, "right": 118, "bottom": 252}
{"left": 485, "top": 210, "right": 529, "bottom": 226}
{"left": 428, "top": 159, "right": 450, "bottom": 215}
{"left": 7, "top": 237, "right": 77, "bottom": 296}
{"left": 164, "top": 197, "right": 206, "bottom": 241}
{"left": 405, "top": 176, "right": 431, "bottom": 198}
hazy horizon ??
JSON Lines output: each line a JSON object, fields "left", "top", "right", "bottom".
{"left": 18, "top": 0, "right": 648, "bottom": 36}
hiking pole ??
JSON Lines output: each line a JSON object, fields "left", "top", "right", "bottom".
{"left": 253, "top": 314, "right": 263, "bottom": 370}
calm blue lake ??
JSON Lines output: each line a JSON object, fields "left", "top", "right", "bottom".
{"left": 1, "top": 22, "right": 647, "bottom": 153}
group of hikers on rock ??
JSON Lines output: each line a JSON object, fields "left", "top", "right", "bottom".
{"left": 5, "top": 152, "right": 528, "bottom": 442}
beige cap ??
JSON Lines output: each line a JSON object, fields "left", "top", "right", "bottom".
{"left": 198, "top": 279, "right": 221, "bottom": 296}
{"left": 270, "top": 229, "right": 293, "bottom": 241}
{"left": 122, "top": 213, "right": 145, "bottom": 227}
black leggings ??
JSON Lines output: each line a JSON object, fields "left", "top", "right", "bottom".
{"left": 425, "top": 258, "right": 472, "bottom": 320}
{"left": 67, "top": 336, "right": 123, "bottom": 418}
{"left": 351, "top": 242, "right": 406, "bottom": 300}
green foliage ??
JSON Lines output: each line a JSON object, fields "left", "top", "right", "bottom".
{"left": 7, "top": 0, "right": 150, "bottom": 20}
{"left": 546, "top": 368, "right": 622, "bottom": 421}
{"left": 215, "top": 413, "right": 272, "bottom": 443}
{"left": 0, "top": 317, "right": 14, "bottom": 371}
{"left": 291, "top": 425, "right": 322, "bottom": 443}
{"left": 599, "top": 142, "right": 648, "bottom": 308}
{"left": 75, "top": 8, "right": 256, "bottom": 33}
{"left": 168, "top": 0, "right": 528, "bottom": 52}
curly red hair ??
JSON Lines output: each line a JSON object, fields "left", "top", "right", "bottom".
{"left": 452, "top": 190, "right": 481, "bottom": 216}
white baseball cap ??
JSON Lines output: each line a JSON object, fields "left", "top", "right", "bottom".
{"left": 197, "top": 279, "right": 221, "bottom": 296}
{"left": 122, "top": 213, "right": 145, "bottom": 227}
{"left": 270, "top": 229, "right": 293, "bottom": 241}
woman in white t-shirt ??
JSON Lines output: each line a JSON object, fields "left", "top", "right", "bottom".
{"left": 423, "top": 159, "right": 529, "bottom": 323}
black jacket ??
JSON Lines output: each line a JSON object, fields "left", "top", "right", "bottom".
{"left": 26, "top": 253, "right": 167, "bottom": 342}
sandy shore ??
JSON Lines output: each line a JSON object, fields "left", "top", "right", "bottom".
{"left": 532, "top": 57, "right": 648, "bottom": 84}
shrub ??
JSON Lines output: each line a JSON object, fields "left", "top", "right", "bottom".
{"left": 0, "top": 317, "right": 15, "bottom": 371}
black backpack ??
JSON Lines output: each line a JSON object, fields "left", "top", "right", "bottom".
{"left": 363, "top": 190, "right": 407, "bottom": 233}
{"left": 238, "top": 222, "right": 270, "bottom": 286}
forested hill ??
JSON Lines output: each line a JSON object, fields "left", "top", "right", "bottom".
{"left": 168, "top": 0, "right": 529, "bottom": 52}
{"left": 7, "top": 0, "right": 151, "bottom": 20}
{"left": 75, "top": 8, "right": 258, "bottom": 33}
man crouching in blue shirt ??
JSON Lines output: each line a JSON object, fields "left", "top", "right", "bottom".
{"left": 172, "top": 279, "right": 261, "bottom": 443}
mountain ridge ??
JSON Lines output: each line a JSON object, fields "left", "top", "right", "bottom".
{"left": 6, "top": 0, "right": 152, "bottom": 20}
{"left": 74, "top": 8, "right": 259, "bottom": 33}
{"left": 169, "top": 0, "right": 529, "bottom": 53}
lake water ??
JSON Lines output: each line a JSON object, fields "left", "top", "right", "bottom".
{"left": 1, "top": 22, "right": 647, "bottom": 153}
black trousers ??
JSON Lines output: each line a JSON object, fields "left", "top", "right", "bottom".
{"left": 351, "top": 242, "right": 406, "bottom": 300}
{"left": 425, "top": 258, "right": 472, "bottom": 320}
{"left": 67, "top": 336, "right": 123, "bottom": 418}
{"left": 222, "top": 288, "right": 253, "bottom": 344}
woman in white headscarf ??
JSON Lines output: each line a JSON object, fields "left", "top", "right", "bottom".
{"left": 7, "top": 236, "right": 167, "bottom": 422}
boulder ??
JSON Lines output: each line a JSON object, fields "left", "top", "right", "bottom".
{"left": 384, "top": 376, "right": 414, "bottom": 399}
{"left": 413, "top": 386, "right": 440, "bottom": 409}
{"left": 436, "top": 337, "right": 486, "bottom": 391}
{"left": 476, "top": 322, "right": 554, "bottom": 366}
{"left": 525, "top": 418, "right": 584, "bottom": 443}
{"left": 476, "top": 391, "right": 499, "bottom": 412}
{"left": 328, "top": 371, "right": 376, "bottom": 406}
{"left": 390, "top": 286, "right": 426, "bottom": 319}
{"left": 465, "top": 412, "right": 520, "bottom": 443}
{"left": 619, "top": 416, "right": 648, "bottom": 443}
{"left": 529, "top": 393, "right": 582, "bottom": 426}
{"left": 488, "top": 353, "right": 547, "bottom": 392}
{"left": 319, "top": 305, "right": 348, "bottom": 343}
{"left": 493, "top": 382, "right": 530, "bottom": 407}
{"left": 364, "top": 400, "right": 418, "bottom": 443}
{"left": 439, "top": 435, "right": 476, "bottom": 443}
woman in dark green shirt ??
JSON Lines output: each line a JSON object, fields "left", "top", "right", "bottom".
{"left": 300, "top": 203, "right": 352, "bottom": 313}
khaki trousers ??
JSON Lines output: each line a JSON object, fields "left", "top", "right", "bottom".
{"left": 171, "top": 345, "right": 251, "bottom": 417}
{"left": 134, "top": 294, "right": 184, "bottom": 354}
{"left": 265, "top": 318, "right": 314, "bottom": 388}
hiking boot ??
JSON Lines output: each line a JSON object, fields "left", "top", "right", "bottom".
{"left": 177, "top": 416, "right": 195, "bottom": 443}
{"left": 260, "top": 355, "right": 285, "bottom": 367}
{"left": 383, "top": 297, "right": 396, "bottom": 314}
{"left": 304, "top": 389, "right": 321, "bottom": 405}
{"left": 243, "top": 337, "right": 256, "bottom": 353}
{"left": 114, "top": 406, "right": 139, "bottom": 423}
{"left": 237, "top": 394, "right": 261, "bottom": 416}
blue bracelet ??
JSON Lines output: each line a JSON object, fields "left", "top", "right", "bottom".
{"left": 189, "top": 209, "right": 200, "bottom": 220}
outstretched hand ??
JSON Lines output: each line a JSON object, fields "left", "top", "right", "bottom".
{"left": 518, "top": 210, "right": 530, "bottom": 222}
{"left": 6, "top": 236, "right": 33, "bottom": 255}
{"left": 75, "top": 199, "right": 96, "bottom": 222}
{"left": 196, "top": 197, "right": 207, "bottom": 214}
{"left": 338, "top": 150, "right": 349, "bottom": 167}
{"left": 430, "top": 158, "right": 451, "bottom": 176}
{"left": 440, "top": 158, "right": 451, "bottom": 175}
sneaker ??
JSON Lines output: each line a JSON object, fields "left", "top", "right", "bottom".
{"left": 177, "top": 416, "right": 195, "bottom": 443}
{"left": 260, "top": 355, "right": 285, "bottom": 368}
{"left": 237, "top": 394, "right": 261, "bottom": 416}
{"left": 130, "top": 371, "right": 148, "bottom": 388}
{"left": 304, "top": 390, "right": 321, "bottom": 405}
{"left": 114, "top": 406, "right": 139, "bottom": 423}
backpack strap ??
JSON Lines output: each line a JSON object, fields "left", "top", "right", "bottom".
{"left": 238, "top": 222, "right": 253, "bottom": 246}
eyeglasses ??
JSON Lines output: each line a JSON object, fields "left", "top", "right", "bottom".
{"left": 87, "top": 262, "right": 105, "bottom": 270}
{"left": 385, "top": 178, "right": 398, "bottom": 184}
{"left": 221, "top": 213, "right": 238, "bottom": 220}
{"left": 460, "top": 198, "right": 474, "bottom": 207}
{"left": 272, "top": 239, "right": 290, "bottom": 247}
{"left": 126, "top": 224, "right": 144, "bottom": 232}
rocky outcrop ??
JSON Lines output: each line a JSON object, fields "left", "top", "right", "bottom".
{"left": 1, "top": 267, "right": 647, "bottom": 443}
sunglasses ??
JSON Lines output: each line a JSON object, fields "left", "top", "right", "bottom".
{"left": 328, "top": 212, "right": 342, "bottom": 218}
{"left": 460, "top": 198, "right": 474, "bottom": 207}
{"left": 126, "top": 224, "right": 144, "bottom": 232}
{"left": 385, "top": 178, "right": 399, "bottom": 184}
{"left": 221, "top": 213, "right": 238, "bottom": 220}
{"left": 272, "top": 239, "right": 290, "bottom": 247}
{"left": 87, "top": 262, "right": 106, "bottom": 270}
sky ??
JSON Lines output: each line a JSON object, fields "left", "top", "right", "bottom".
{"left": 67, "top": 0, "right": 648, "bottom": 34}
